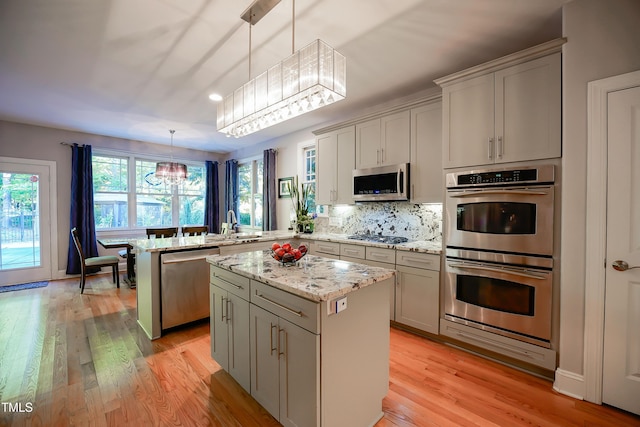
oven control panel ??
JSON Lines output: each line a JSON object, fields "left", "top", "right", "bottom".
{"left": 446, "top": 164, "right": 554, "bottom": 188}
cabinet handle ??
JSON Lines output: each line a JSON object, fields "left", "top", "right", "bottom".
{"left": 221, "top": 297, "right": 227, "bottom": 322}
{"left": 377, "top": 149, "right": 380, "bottom": 164}
{"left": 488, "top": 137, "right": 494, "bottom": 160}
{"left": 216, "top": 276, "right": 243, "bottom": 290}
{"left": 278, "top": 328, "right": 286, "bottom": 360}
{"left": 344, "top": 249, "right": 360, "bottom": 255}
{"left": 497, "top": 136, "right": 503, "bottom": 159}
{"left": 255, "top": 293, "right": 303, "bottom": 317}
{"left": 381, "top": 148, "right": 385, "bottom": 163}
{"left": 270, "top": 323, "right": 277, "bottom": 355}
{"left": 225, "top": 298, "right": 232, "bottom": 322}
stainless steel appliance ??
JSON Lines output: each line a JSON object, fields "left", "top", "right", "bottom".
{"left": 445, "top": 164, "right": 554, "bottom": 256}
{"left": 353, "top": 163, "right": 409, "bottom": 202}
{"left": 160, "top": 247, "right": 220, "bottom": 330}
{"left": 444, "top": 248, "right": 552, "bottom": 347}
{"left": 444, "top": 164, "right": 556, "bottom": 348}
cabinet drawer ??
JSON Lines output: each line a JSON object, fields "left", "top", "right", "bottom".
{"left": 210, "top": 266, "right": 250, "bottom": 300}
{"left": 311, "top": 241, "right": 340, "bottom": 256}
{"left": 395, "top": 251, "right": 440, "bottom": 271}
{"left": 250, "top": 280, "right": 320, "bottom": 334}
{"left": 366, "top": 246, "right": 396, "bottom": 264}
{"left": 340, "top": 244, "right": 365, "bottom": 259}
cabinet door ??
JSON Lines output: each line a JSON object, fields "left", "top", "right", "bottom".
{"left": 381, "top": 110, "right": 410, "bottom": 166}
{"left": 495, "top": 53, "right": 561, "bottom": 163}
{"left": 334, "top": 126, "right": 355, "bottom": 204}
{"left": 355, "top": 118, "right": 381, "bottom": 169}
{"left": 410, "top": 102, "right": 442, "bottom": 203}
{"left": 210, "top": 285, "right": 229, "bottom": 370}
{"left": 250, "top": 304, "right": 280, "bottom": 419}
{"left": 442, "top": 73, "right": 495, "bottom": 168}
{"left": 316, "top": 132, "right": 337, "bottom": 205}
{"left": 395, "top": 265, "right": 440, "bottom": 334}
{"left": 228, "top": 293, "right": 250, "bottom": 392}
{"left": 279, "top": 318, "right": 320, "bottom": 427}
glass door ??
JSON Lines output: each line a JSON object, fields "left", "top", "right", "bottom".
{"left": 0, "top": 159, "right": 54, "bottom": 286}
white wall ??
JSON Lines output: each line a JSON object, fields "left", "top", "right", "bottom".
{"left": 557, "top": 0, "right": 640, "bottom": 392}
{"left": 0, "top": 120, "right": 225, "bottom": 276}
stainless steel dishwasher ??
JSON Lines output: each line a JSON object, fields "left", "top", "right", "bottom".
{"left": 160, "top": 248, "right": 220, "bottom": 330}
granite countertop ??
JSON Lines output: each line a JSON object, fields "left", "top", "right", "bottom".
{"left": 132, "top": 230, "right": 297, "bottom": 253}
{"left": 206, "top": 250, "right": 396, "bottom": 302}
{"left": 300, "top": 233, "right": 443, "bottom": 255}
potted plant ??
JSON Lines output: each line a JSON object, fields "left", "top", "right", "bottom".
{"left": 287, "top": 176, "right": 316, "bottom": 233}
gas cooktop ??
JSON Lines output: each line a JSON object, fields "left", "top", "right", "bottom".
{"left": 347, "top": 234, "right": 409, "bottom": 245}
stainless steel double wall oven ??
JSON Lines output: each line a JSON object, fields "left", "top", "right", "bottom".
{"left": 444, "top": 164, "right": 555, "bottom": 347}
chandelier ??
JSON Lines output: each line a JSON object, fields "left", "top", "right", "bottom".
{"left": 155, "top": 130, "right": 187, "bottom": 185}
{"left": 216, "top": 0, "right": 346, "bottom": 138}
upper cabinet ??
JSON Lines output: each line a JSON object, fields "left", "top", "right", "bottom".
{"left": 316, "top": 126, "right": 355, "bottom": 205}
{"left": 436, "top": 39, "right": 564, "bottom": 169}
{"left": 410, "top": 101, "right": 442, "bottom": 203}
{"left": 355, "top": 110, "right": 411, "bottom": 169}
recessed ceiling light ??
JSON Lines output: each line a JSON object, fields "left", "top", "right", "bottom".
{"left": 208, "top": 93, "right": 223, "bottom": 102}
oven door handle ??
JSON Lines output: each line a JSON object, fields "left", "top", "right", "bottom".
{"left": 449, "top": 189, "right": 549, "bottom": 197}
{"left": 447, "top": 263, "right": 548, "bottom": 280}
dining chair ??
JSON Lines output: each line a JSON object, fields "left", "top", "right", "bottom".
{"left": 71, "top": 227, "right": 120, "bottom": 294}
{"left": 181, "top": 225, "right": 208, "bottom": 236}
{"left": 146, "top": 227, "right": 178, "bottom": 238}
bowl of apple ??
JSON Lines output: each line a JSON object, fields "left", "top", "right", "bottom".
{"left": 271, "top": 242, "right": 308, "bottom": 265}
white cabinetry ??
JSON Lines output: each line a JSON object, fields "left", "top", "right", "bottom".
{"left": 210, "top": 267, "right": 251, "bottom": 392}
{"left": 355, "top": 110, "right": 410, "bottom": 169}
{"left": 309, "top": 240, "right": 340, "bottom": 259}
{"left": 437, "top": 43, "right": 562, "bottom": 169}
{"left": 395, "top": 252, "right": 440, "bottom": 334}
{"left": 316, "top": 126, "right": 355, "bottom": 205}
{"left": 410, "top": 101, "right": 443, "bottom": 203}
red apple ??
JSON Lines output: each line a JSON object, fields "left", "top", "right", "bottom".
{"left": 282, "top": 243, "right": 292, "bottom": 253}
{"left": 272, "top": 242, "right": 281, "bottom": 251}
{"left": 292, "top": 248, "right": 302, "bottom": 260}
{"left": 297, "top": 244, "right": 307, "bottom": 254}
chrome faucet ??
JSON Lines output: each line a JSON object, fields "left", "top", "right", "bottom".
{"left": 226, "top": 210, "right": 237, "bottom": 234}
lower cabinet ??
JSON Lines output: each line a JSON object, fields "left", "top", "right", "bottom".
{"left": 250, "top": 304, "right": 320, "bottom": 427}
{"left": 210, "top": 268, "right": 251, "bottom": 392}
{"left": 395, "top": 252, "right": 441, "bottom": 334}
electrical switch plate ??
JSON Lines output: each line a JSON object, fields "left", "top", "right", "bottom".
{"left": 336, "top": 297, "right": 347, "bottom": 313}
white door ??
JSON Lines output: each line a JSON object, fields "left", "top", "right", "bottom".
{"left": 0, "top": 158, "right": 56, "bottom": 286}
{"left": 603, "top": 85, "right": 640, "bottom": 415}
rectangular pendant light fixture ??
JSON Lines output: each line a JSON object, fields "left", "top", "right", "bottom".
{"left": 216, "top": 0, "right": 346, "bottom": 138}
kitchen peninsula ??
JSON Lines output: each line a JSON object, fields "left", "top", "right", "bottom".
{"left": 133, "top": 231, "right": 296, "bottom": 340}
{"left": 207, "top": 250, "right": 395, "bottom": 427}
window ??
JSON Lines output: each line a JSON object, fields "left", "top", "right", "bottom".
{"left": 92, "top": 152, "right": 206, "bottom": 230}
{"left": 302, "top": 146, "right": 316, "bottom": 214}
{"left": 238, "top": 158, "right": 263, "bottom": 230}
{"left": 93, "top": 155, "right": 129, "bottom": 228}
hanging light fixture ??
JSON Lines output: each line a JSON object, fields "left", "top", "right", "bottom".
{"left": 155, "top": 129, "right": 187, "bottom": 185}
{"left": 216, "top": 0, "right": 346, "bottom": 138}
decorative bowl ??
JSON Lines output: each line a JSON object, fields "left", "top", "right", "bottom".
{"left": 270, "top": 249, "right": 306, "bottom": 266}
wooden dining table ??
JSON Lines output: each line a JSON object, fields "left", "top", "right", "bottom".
{"left": 97, "top": 237, "right": 142, "bottom": 288}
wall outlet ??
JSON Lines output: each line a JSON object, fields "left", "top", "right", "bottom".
{"left": 329, "top": 217, "right": 342, "bottom": 227}
{"left": 336, "top": 297, "right": 347, "bottom": 313}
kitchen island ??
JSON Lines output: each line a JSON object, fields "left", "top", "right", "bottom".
{"left": 207, "top": 250, "right": 395, "bottom": 427}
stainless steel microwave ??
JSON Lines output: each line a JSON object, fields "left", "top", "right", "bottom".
{"left": 353, "top": 163, "right": 409, "bottom": 202}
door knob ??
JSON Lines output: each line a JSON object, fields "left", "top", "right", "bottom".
{"left": 612, "top": 260, "right": 640, "bottom": 271}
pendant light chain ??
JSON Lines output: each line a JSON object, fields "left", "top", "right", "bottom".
{"left": 292, "top": 0, "right": 295, "bottom": 54}
{"left": 169, "top": 129, "right": 175, "bottom": 162}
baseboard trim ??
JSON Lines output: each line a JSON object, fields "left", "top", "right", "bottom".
{"left": 553, "top": 368, "right": 584, "bottom": 400}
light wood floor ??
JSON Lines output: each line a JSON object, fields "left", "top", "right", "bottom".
{"left": 1, "top": 275, "right": 638, "bottom": 427}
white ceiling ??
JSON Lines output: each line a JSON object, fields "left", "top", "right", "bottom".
{"left": 0, "top": 0, "right": 568, "bottom": 153}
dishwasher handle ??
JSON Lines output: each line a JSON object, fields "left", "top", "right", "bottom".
{"left": 162, "top": 250, "right": 220, "bottom": 264}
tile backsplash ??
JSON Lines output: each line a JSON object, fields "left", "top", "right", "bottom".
{"left": 313, "top": 203, "right": 442, "bottom": 242}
